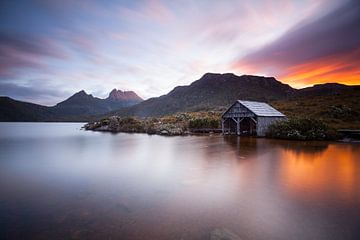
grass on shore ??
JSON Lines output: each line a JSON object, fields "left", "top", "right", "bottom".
{"left": 271, "top": 90, "right": 360, "bottom": 130}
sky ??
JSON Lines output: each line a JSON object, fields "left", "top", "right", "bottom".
{"left": 0, "top": 0, "right": 359, "bottom": 105}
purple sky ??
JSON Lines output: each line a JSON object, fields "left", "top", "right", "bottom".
{"left": 0, "top": 0, "right": 359, "bottom": 105}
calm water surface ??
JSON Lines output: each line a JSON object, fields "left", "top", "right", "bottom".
{"left": 0, "top": 123, "right": 359, "bottom": 240}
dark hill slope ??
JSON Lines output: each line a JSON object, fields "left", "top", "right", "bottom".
{"left": 53, "top": 90, "right": 112, "bottom": 116}
{"left": 112, "top": 73, "right": 296, "bottom": 117}
{"left": 295, "top": 83, "right": 358, "bottom": 97}
{"left": 0, "top": 97, "right": 58, "bottom": 121}
{"left": 272, "top": 86, "right": 360, "bottom": 129}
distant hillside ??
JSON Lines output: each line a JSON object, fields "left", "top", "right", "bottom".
{"left": 0, "top": 97, "right": 58, "bottom": 121}
{"left": 272, "top": 86, "right": 360, "bottom": 129}
{"left": 111, "top": 73, "right": 296, "bottom": 117}
{"left": 0, "top": 89, "right": 143, "bottom": 121}
{"left": 295, "top": 83, "right": 357, "bottom": 97}
{"left": 54, "top": 89, "right": 142, "bottom": 116}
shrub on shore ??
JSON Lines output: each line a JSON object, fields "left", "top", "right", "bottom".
{"left": 118, "top": 117, "right": 145, "bottom": 132}
{"left": 84, "top": 112, "right": 222, "bottom": 135}
{"left": 188, "top": 118, "right": 219, "bottom": 129}
{"left": 266, "top": 118, "right": 340, "bottom": 140}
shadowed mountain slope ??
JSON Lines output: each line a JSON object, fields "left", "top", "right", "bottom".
{"left": 111, "top": 73, "right": 296, "bottom": 117}
{"left": 0, "top": 97, "right": 58, "bottom": 121}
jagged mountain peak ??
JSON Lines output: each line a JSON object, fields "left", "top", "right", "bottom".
{"left": 107, "top": 88, "right": 143, "bottom": 101}
{"left": 72, "top": 90, "right": 92, "bottom": 97}
{"left": 52, "top": 87, "right": 142, "bottom": 115}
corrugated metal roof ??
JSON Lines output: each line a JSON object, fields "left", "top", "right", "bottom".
{"left": 238, "top": 100, "right": 285, "bottom": 117}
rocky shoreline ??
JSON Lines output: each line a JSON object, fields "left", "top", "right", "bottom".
{"left": 83, "top": 112, "right": 221, "bottom": 136}
{"left": 83, "top": 113, "right": 358, "bottom": 141}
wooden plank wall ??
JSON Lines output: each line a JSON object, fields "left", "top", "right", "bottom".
{"left": 256, "top": 117, "right": 284, "bottom": 136}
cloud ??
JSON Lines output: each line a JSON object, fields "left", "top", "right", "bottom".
{"left": 0, "top": 32, "right": 67, "bottom": 78}
{"left": 232, "top": 0, "right": 360, "bottom": 87}
{"left": 1, "top": 0, "right": 358, "bottom": 105}
{"left": 0, "top": 80, "right": 71, "bottom": 106}
{"left": 119, "top": 0, "right": 174, "bottom": 24}
{"left": 281, "top": 50, "right": 360, "bottom": 87}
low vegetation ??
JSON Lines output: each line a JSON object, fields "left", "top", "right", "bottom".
{"left": 266, "top": 118, "right": 340, "bottom": 140}
{"left": 188, "top": 118, "right": 219, "bottom": 129}
{"left": 84, "top": 112, "right": 222, "bottom": 136}
{"left": 271, "top": 89, "right": 360, "bottom": 130}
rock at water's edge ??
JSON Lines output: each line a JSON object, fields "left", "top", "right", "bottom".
{"left": 210, "top": 228, "right": 242, "bottom": 240}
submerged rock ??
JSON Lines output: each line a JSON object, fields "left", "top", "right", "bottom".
{"left": 160, "top": 129, "right": 169, "bottom": 135}
{"left": 96, "top": 125, "right": 109, "bottom": 131}
{"left": 210, "top": 228, "right": 242, "bottom": 240}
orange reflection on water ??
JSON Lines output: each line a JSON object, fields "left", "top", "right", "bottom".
{"left": 280, "top": 144, "right": 360, "bottom": 203}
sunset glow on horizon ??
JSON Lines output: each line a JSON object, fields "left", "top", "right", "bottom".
{"left": 0, "top": 0, "right": 359, "bottom": 105}
{"left": 281, "top": 50, "right": 360, "bottom": 88}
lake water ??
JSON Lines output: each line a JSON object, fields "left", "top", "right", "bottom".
{"left": 0, "top": 123, "right": 359, "bottom": 240}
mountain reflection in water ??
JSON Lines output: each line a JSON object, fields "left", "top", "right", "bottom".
{"left": 0, "top": 123, "right": 359, "bottom": 240}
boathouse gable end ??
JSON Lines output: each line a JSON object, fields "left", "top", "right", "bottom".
{"left": 221, "top": 100, "right": 286, "bottom": 137}
{"left": 222, "top": 102, "right": 255, "bottom": 118}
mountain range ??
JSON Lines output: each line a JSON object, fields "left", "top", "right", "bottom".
{"left": 0, "top": 73, "right": 359, "bottom": 121}
{"left": 110, "top": 73, "right": 359, "bottom": 117}
{"left": 0, "top": 89, "right": 142, "bottom": 121}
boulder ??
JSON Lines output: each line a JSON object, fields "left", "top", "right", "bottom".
{"left": 160, "top": 129, "right": 169, "bottom": 135}
{"left": 108, "top": 116, "right": 120, "bottom": 131}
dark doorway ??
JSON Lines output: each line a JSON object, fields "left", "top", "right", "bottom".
{"left": 240, "top": 118, "right": 257, "bottom": 136}
{"left": 223, "top": 117, "right": 257, "bottom": 135}
{"left": 224, "top": 118, "right": 237, "bottom": 134}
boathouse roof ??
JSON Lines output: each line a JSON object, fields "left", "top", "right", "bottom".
{"left": 237, "top": 100, "right": 285, "bottom": 117}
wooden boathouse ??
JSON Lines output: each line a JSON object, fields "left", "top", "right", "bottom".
{"left": 221, "top": 100, "right": 286, "bottom": 136}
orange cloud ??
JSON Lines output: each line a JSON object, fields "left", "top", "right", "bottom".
{"left": 280, "top": 49, "right": 360, "bottom": 88}
{"left": 232, "top": 49, "right": 360, "bottom": 88}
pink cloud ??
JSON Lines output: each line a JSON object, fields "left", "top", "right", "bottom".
{"left": 0, "top": 32, "right": 68, "bottom": 78}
